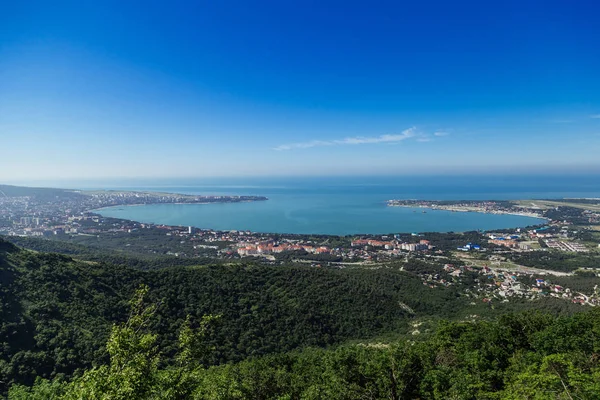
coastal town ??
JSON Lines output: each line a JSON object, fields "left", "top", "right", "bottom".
{"left": 2, "top": 184, "right": 600, "bottom": 309}
{"left": 0, "top": 184, "right": 266, "bottom": 233}
{"left": 1, "top": 185, "right": 599, "bottom": 262}
{"left": 4, "top": 4, "right": 600, "bottom": 396}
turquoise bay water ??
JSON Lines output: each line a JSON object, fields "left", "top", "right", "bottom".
{"left": 97, "top": 201, "right": 546, "bottom": 235}
{"left": 85, "top": 175, "right": 599, "bottom": 235}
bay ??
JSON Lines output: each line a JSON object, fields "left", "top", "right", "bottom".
{"left": 85, "top": 175, "right": 600, "bottom": 235}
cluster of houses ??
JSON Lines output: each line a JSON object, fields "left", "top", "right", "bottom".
{"left": 427, "top": 263, "right": 600, "bottom": 306}
{"left": 457, "top": 242, "right": 482, "bottom": 251}
{"left": 351, "top": 238, "right": 431, "bottom": 251}
{"left": 482, "top": 229, "right": 593, "bottom": 253}
{"left": 3, "top": 213, "right": 126, "bottom": 237}
{"left": 582, "top": 209, "right": 600, "bottom": 224}
{"left": 487, "top": 233, "right": 521, "bottom": 248}
{"left": 420, "top": 264, "right": 480, "bottom": 288}
{"left": 236, "top": 238, "right": 434, "bottom": 258}
{"left": 544, "top": 239, "right": 589, "bottom": 253}
{"left": 237, "top": 242, "right": 331, "bottom": 256}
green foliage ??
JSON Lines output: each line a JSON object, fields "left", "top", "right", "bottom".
{"left": 510, "top": 250, "right": 600, "bottom": 273}
{"left": 5, "top": 235, "right": 210, "bottom": 269}
{"left": 8, "top": 285, "right": 219, "bottom": 400}
{"left": 543, "top": 206, "right": 596, "bottom": 225}
{"left": 2, "top": 238, "right": 458, "bottom": 393}
{"left": 419, "top": 231, "right": 487, "bottom": 251}
{"left": 3, "top": 238, "right": 600, "bottom": 398}
{"left": 11, "top": 306, "right": 600, "bottom": 399}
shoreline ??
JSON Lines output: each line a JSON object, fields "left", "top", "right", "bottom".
{"left": 387, "top": 203, "right": 550, "bottom": 222}
{"left": 90, "top": 200, "right": 550, "bottom": 237}
{"left": 90, "top": 200, "right": 260, "bottom": 212}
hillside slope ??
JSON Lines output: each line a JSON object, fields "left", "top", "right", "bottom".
{"left": 10, "top": 287, "right": 600, "bottom": 399}
{"left": 1, "top": 237, "right": 596, "bottom": 397}
{"left": 0, "top": 238, "right": 446, "bottom": 391}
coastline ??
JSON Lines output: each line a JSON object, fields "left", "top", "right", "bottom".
{"left": 91, "top": 199, "right": 550, "bottom": 236}
{"left": 89, "top": 200, "right": 261, "bottom": 212}
{"left": 386, "top": 203, "right": 550, "bottom": 222}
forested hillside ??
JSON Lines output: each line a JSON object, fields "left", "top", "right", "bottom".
{"left": 10, "top": 286, "right": 600, "bottom": 399}
{"left": 5, "top": 235, "right": 210, "bottom": 269}
{"left": 0, "top": 238, "right": 458, "bottom": 393}
{"left": 1, "top": 237, "right": 598, "bottom": 398}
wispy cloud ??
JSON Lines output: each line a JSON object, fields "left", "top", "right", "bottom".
{"left": 274, "top": 127, "right": 434, "bottom": 151}
{"left": 591, "top": 114, "right": 600, "bottom": 119}
{"left": 433, "top": 131, "right": 449, "bottom": 137}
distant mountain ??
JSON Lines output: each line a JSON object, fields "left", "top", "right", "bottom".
{"left": 0, "top": 184, "right": 83, "bottom": 200}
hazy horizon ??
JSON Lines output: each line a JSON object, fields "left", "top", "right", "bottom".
{"left": 3, "top": 171, "right": 600, "bottom": 192}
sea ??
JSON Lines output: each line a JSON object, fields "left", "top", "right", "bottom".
{"left": 79, "top": 175, "right": 599, "bottom": 236}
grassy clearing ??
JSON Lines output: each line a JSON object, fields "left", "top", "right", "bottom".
{"left": 515, "top": 199, "right": 600, "bottom": 211}
{"left": 454, "top": 252, "right": 519, "bottom": 269}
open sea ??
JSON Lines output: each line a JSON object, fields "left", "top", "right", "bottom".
{"left": 84, "top": 175, "right": 600, "bottom": 236}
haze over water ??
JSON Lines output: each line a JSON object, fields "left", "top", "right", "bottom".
{"left": 90, "top": 175, "right": 599, "bottom": 235}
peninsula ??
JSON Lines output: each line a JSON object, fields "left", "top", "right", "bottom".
{"left": 0, "top": 184, "right": 267, "bottom": 214}
{"left": 388, "top": 199, "right": 544, "bottom": 219}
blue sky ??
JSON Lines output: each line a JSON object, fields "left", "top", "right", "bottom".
{"left": 1, "top": 0, "right": 599, "bottom": 181}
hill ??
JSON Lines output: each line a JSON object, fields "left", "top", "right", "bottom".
{"left": 10, "top": 286, "right": 600, "bottom": 399}
{"left": 0, "top": 238, "right": 452, "bottom": 392}
{"left": 0, "top": 184, "right": 83, "bottom": 200}
{"left": 1, "top": 237, "right": 597, "bottom": 398}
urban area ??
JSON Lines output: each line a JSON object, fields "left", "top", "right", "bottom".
{"left": 2, "top": 185, "right": 600, "bottom": 309}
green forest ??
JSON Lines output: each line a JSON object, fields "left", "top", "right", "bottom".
{"left": 1, "top": 237, "right": 599, "bottom": 398}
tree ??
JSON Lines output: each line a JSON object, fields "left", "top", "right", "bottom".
{"left": 8, "top": 285, "right": 219, "bottom": 400}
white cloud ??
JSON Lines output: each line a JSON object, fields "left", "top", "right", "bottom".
{"left": 274, "top": 127, "right": 424, "bottom": 151}
{"left": 433, "top": 131, "right": 449, "bottom": 137}
{"left": 273, "top": 140, "right": 333, "bottom": 151}
{"left": 591, "top": 114, "right": 600, "bottom": 119}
